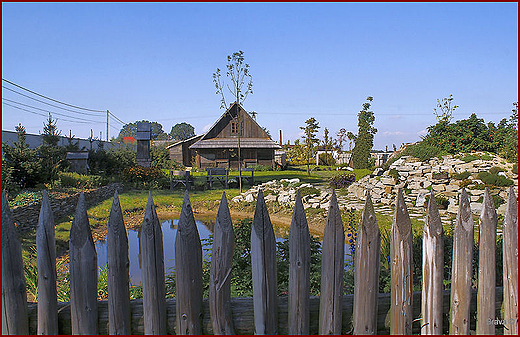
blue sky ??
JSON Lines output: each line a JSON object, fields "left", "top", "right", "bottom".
{"left": 2, "top": 2, "right": 518, "bottom": 150}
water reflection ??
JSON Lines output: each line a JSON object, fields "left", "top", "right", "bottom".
{"left": 95, "top": 219, "right": 353, "bottom": 285}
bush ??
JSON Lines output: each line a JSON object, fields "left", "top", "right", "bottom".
{"left": 121, "top": 166, "right": 169, "bottom": 189}
{"left": 58, "top": 172, "right": 106, "bottom": 189}
{"left": 461, "top": 154, "right": 479, "bottom": 163}
{"left": 513, "top": 163, "right": 518, "bottom": 175}
{"left": 388, "top": 168, "right": 399, "bottom": 181}
{"left": 8, "top": 191, "right": 43, "bottom": 208}
{"left": 318, "top": 153, "right": 336, "bottom": 166}
{"left": 298, "top": 186, "right": 321, "bottom": 197}
{"left": 251, "top": 164, "right": 272, "bottom": 171}
{"left": 477, "top": 171, "right": 513, "bottom": 187}
{"left": 328, "top": 173, "right": 356, "bottom": 189}
{"left": 451, "top": 171, "right": 471, "bottom": 180}
{"left": 402, "top": 142, "right": 441, "bottom": 161}
{"left": 489, "top": 166, "right": 505, "bottom": 175}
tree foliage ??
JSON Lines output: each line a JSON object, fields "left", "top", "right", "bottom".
{"left": 169, "top": 122, "right": 195, "bottom": 141}
{"left": 300, "top": 117, "right": 320, "bottom": 175}
{"left": 348, "top": 96, "right": 377, "bottom": 169}
{"left": 42, "top": 113, "right": 61, "bottom": 146}
{"left": 213, "top": 50, "right": 253, "bottom": 109}
{"left": 2, "top": 124, "right": 42, "bottom": 191}
{"left": 116, "top": 121, "right": 167, "bottom": 141}
{"left": 335, "top": 128, "right": 347, "bottom": 151}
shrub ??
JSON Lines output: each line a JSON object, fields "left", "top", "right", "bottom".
{"left": 251, "top": 164, "right": 272, "bottom": 171}
{"left": 298, "top": 186, "right": 320, "bottom": 197}
{"left": 488, "top": 166, "right": 505, "bottom": 175}
{"left": 318, "top": 153, "right": 336, "bottom": 166}
{"left": 451, "top": 171, "right": 471, "bottom": 180}
{"left": 402, "top": 142, "right": 441, "bottom": 162}
{"left": 388, "top": 168, "right": 400, "bottom": 181}
{"left": 458, "top": 179, "right": 472, "bottom": 188}
{"left": 477, "top": 171, "right": 513, "bottom": 187}
{"left": 461, "top": 154, "right": 479, "bottom": 163}
{"left": 328, "top": 173, "right": 356, "bottom": 189}
{"left": 9, "top": 191, "right": 43, "bottom": 208}
{"left": 58, "top": 172, "right": 106, "bottom": 189}
{"left": 513, "top": 163, "right": 518, "bottom": 175}
{"left": 121, "top": 166, "right": 169, "bottom": 189}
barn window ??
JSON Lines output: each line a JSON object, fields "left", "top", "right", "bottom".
{"left": 231, "top": 122, "right": 238, "bottom": 134}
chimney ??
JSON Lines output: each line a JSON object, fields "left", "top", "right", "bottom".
{"left": 279, "top": 130, "right": 283, "bottom": 146}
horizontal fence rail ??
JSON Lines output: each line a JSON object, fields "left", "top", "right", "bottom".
{"left": 2, "top": 185, "right": 518, "bottom": 335}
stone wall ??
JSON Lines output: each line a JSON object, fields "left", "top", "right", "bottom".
{"left": 11, "top": 183, "right": 123, "bottom": 232}
{"left": 348, "top": 154, "right": 518, "bottom": 216}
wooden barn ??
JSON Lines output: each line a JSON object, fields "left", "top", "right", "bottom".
{"left": 168, "top": 102, "right": 281, "bottom": 169}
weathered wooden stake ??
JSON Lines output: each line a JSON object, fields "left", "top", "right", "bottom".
{"left": 107, "top": 190, "right": 131, "bottom": 334}
{"left": 288, "top": 191, "right": 311, "bottom": 335}
{"left": 176, "top": 190, "right": 203, "bottom": 335}
{"left": 449, "top": 188, "right": 474, "bottom": 335}
{"left": 503, "top": 186, "right": 518, "bottom": 335}
{"left": 2, "top": 190, "right": 29, "bottom": 335}
{"left": 209, "top": 192, "right": 235, "bottom": 335}
{"left": 319, "top": 190, "right": 344, "bottom": 335}
{"left": 36, "top": 190, "right": 58, "bottom": 335}
{"left": 141, "top": 191, "right": 167, "bottom": 334}
{"left": 69, "top": 192, "right": 98, "bottom": 335}
{"left": 251, "top": 189, "right": 278, "bottom": 335}
{"left": 353, "top": 191, "right": 380, "bottom": 335}
{"left": 421, "top": 190, "right": 444, "bottom": 335}
{"left": 476, "top": 188, "right": 497, "bottom": 334}
{"left": 390, "top": 188, "right": 413, "bottom": 335}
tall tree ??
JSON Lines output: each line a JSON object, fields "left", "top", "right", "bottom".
{"left": 300, "top": 117, "right": 320, "bottom": 176}
{"left": 213, "top": 50, "right": 254, "bottom": 192}
{"left": 2, "top": 124, "right": 42, "bottom": 190}
{"left": 348, "top": 97, "right": 377, "bottom": 169}
{"left": 116, "top": 121, "right": 167, "bottom": 141}
{"left": 169, "top": 122, "right": 195, "bottom": 141}
{"left": 335, "top": 128, "right": 347, "bottom": 151}
{"left": 42, "top": 113, "right": 61, "bottom": 146}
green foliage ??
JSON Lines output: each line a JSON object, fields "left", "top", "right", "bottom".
{"left": 513, "top": 163, "right": 518, "bottom": 174}
{"left": 151, "top": 145, "right": 183, "bottom": 170}
{"left": 213, "top": 50, "right": 253, "bottom": 109}
{"left": 477, "top": 171, "right": 513, "bottom": 187}
{"left": 58, "top": 172, "right": 106, "bottom": 189}
{"left": 251, "top": 164, "right": 272, "bottom": 171}
{"left": 41, "top": 113, "right": 61, "bottom": 146}
{"left": 8, "top": 191, "right": 43, "bottom": 208}
{"left": 328, "top": 172, "right": 356, "bottom": 189}
{"left": 38, "top": 144, "right": 68, "bottom": 183}
{"left": 2, "top": 124, "right": 43, "bottom": 191}
{"left": 488, "top": 166, "right": 505, "bottom": 175}
{"left": 349, "top": 96, "right": 377, "bottom": 169}
{"left": 121, "top": 166, "right": 170, "bottom": 189}
{"left": 461, "top": 154, "right": 479, "bottom": 162}
{"left": 97, "top": 265, "right": 109, "bottom": 300}
{"left": 169, "top": 122, "right": 195, "bottom": 141}
{"left": 402, "top": 142, "right": 442, "bottom": 161}
{"left": 388, "top": 168, "right": 399, "bottom": 181}
{"left": 318, "top": 152, "right": 336, "bottom": 166}
{"left": 298, "top": 186, "right": 320, "bottom": 197}
{"left": 433, "top": 94, "right": 459, "bottom": 123}
{"left": 116, "top": 120, "right": 167, "bottom": 141}
{"left": 300, "top": 117, "right": 320, "bottom": 175}
{"left": 451, "top": 171, "right": 471, "bottom": 180}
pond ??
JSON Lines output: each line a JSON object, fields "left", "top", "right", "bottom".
{"left": 95, "top": 219, "right": 353, "bottom": 285}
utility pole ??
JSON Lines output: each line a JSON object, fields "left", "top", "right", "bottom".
{"left": 106, "top": 110, "right": 109, "bottom": 141}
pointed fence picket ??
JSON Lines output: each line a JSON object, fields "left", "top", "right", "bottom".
{"left": 390, "top": 188, "right": 414, "bottom": 335}
{"left": 288, "top": 191, "right": 311, "bottom": 335}
{"left": 421, "top": 190, "right": 444, "bottom": 335}
{"left": 449, "top": 188, "right": 474, "bottom": 335}
{"left": 318, "top": 190, "right": 344, "bottom": 335}
{"left": 502, "top": 186, "right": 518, "bottom": 335}
{"left": 69, "top": 192, "right": 98, "bottom": 335}
{"left": 251, "top": 189, "right": 278, "bottom": 335}
{"left": 353, "top": 191, "right": 380, "bottom": 335}
{"left": 175, "top": 191, "right": 203, "bottom": 335}
{"left": 1, "top": 185, "right": 517, "bottom": 335}
{"left": 36, "top": 191, "right": 58, "bottom": 335}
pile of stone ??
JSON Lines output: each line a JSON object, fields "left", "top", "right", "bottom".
{"left": 347, "top": 154, "right": 518, "bottom": 216}
{"left": 232, "top": 178, "right": 333, "bottom": 210}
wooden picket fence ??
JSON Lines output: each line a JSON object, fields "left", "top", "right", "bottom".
{"left": 2, "top": 185, "right": 518, "bottom": 335}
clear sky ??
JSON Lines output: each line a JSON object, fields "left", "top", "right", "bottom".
{"left": 2, "top": 2, "right": 518, "bottom": 150}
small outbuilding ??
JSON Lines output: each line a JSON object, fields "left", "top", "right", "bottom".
{"left": 66, "top": 151, "right": 89, "bottom": 174}
{"left": 168, "top": 102, "right": 281, "bottom": 169}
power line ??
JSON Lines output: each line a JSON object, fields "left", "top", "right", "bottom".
{"left": 108, "top": 111, "right": 126, "bottom": 125}
{"left": 2, "top": 86, "right": 104, "bottom": 117}
{"left": 2, "top": 98, "right": 106, "bottom": 123}
{"left": 2, "top": 102, "right": 104, "bottom": 125}
{"left": 2, "top": 78, "right": 106, "bottom": 113}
